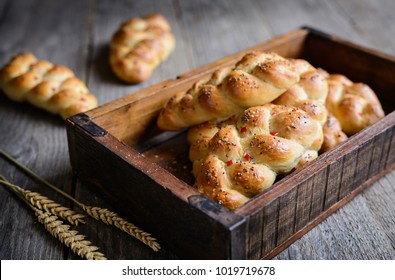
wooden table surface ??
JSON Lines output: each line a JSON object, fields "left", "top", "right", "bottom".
{"left": 1, "top": 0, "right": 395, "bottom": 260}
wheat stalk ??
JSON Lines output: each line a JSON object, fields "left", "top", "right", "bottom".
{"left": 23, "top": 190, "right": 85, "bottom": 226}
{"left": 82, "top": 205, "right": 160, "bottom": 251}
{"left": 0, "top": 148, "right": 161, "bottom": 251}
{"left": 0, "top": 176, "right": 106, "bottom": 260}
{"left": 0, "top": 178, "right": 85, "bottom": 226}
{"left": 34, "top": 209, "right": 106, "bottom": 260}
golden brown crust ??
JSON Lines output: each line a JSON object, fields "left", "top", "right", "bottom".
{"left": 325, "top": 73, "right": 385, "bottom": 135}
{"left": 272, "top": 68, "right": 348, "bottom": 152}
{"left": 157, "top": 52, "right": 318, "bottom": 131}
{"left": 110, "top": 14, "right": 175, "bottom": 83}
{"left": 188, "top": 103, "right": 324, "bottom": 209}
{"left": 320, "top": 113, "right": 348, "bottom": 153}
{"left": 0, "top": 53, "right": 97, "bottom": 119}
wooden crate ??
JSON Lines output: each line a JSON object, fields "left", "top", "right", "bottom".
{"left": 66, "top": 27, "right": 395, "bottom": 259}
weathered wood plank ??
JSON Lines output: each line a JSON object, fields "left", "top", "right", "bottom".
{"left": 276, "top": 188, "right": 297, "bottom": 245}
{"left": 274, "top": 171, "right": 395, "bottom": 259}
{"left": 364, "top": 171, "right": 395, "bottom": 248}
{"left": 338, "top": 150, "right": 358, "bottom": 200}
{"left": 0, "top": 0, "right": 91, "bottom": 260}
{"left": 332, "top": 0, "right": 395, "bottom": 55}
{"left": 353, "top": 138, "right": 374, "bottom": 188}
{"left": 309, "top": 168, "right": 328, "bottom": 220}
{"left": 323, "top": 158, "right": 343, "bottom": 210}
{"left": 294, "top": 178, "right": 314, "bottom": 232}
{"left": 175, "top": 0, "right": 273, "bottom": 66}
{"left": 261, "top": 199, "right": 279, "bottom": 257}
{"left": 246, "top": 210, "right": 263, "bottom": 259}
{"left": 368, "top": 132, "right": 389, "bottom": 179}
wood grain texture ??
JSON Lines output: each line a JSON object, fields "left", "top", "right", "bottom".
{"left": 1, "top": 0, "right": 395, "bottom": 260}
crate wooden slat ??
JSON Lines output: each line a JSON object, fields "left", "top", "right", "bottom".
{"left": 66, "top": 27, "right": 395, "bottom": 259}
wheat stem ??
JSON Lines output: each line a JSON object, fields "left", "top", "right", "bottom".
{"left": 0, "top": 175, "right": 28, "bottom": 202}
{"left": 0, "top": 149, "right": 77, "bottom": 203}
{"left": 0, "top": 178, "right": 85, "bottom": 226}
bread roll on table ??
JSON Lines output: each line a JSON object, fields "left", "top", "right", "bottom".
{"left": 110, "top": 14, "right": 175, "bottom": 83}
{"left": 0, "top": 53, "right": 97, "bottom": 119}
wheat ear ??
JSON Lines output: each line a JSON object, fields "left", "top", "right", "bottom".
{"left": 0, "top": 178, "right": 85, "bottom": 226}
{"left": 0, "top": 177, "right": 106, "bottom": 260}
{"left": 81, "top": 205, "right": 161, "bottom": 251}
{"left": 35, "top": 209, "right": 106, "bottom": 260}
{"left": 0, "top": 149, "right": 161, "bottom": 251}
{"left": 23, "top": 189, "right": 85, "bottom": 226}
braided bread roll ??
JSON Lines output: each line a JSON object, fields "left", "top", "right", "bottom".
{"left": 110, "top": 14, "right": 176, "bottom": 83}
{"left": 320, "top": 113, "right": 348, "bottom": 153}
{"left": 0, "top": 53, "right": 97, "bottom": 119}
{"left": 157, "top": 51, "right": 318, "bottom": 131}
{"left": 271, "top": 67, "right": 348, "bottom": 152}
{"left": 324, "top": 73, "right": 385, "bottom": 135}
{"left": 187, "top": 102, "right": 326, "bottom": 209}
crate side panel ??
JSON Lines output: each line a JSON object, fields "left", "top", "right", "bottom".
{"left": 324, "top": 158, "right": 344, "bottom": 210}
{"left": 338, "top": 149, "right": 358, "bottom": 200}
{"left": 261, "top": 199, "right": 279, "bottom": 257}
{"left": 276, "top": 188, "right": 297, "bottom": 245}
{"left": 246, "top": 211, "right": 263, "bottom": 259}
{"left": 368, "top": 132, "right": 389, "bottom": 178}
{"left": 303, "top": 32, "right": 395, "bottom": 114}
{"left": 66, "top": 124, "right": 238, "bottom": 259}
{"left": 353, "top": 138, "right": 374, "bottom": 188}
{"left": 385, "top": 127, "right": 395, "bottom": 167}
{"left": 294, "top": 177, "right": 314, "bottom": 232}
{"left": 309, "top": 167, "right": 328, "bottom": 220}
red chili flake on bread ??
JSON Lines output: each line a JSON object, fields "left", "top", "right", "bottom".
{"left": 244, "top": 153, "right": 251, "bottom": 161}
{"left": 270, "top": 131, "right": 279, "bottom": 136}
{"left": 240, "top": 127, "right": 247, "bottom": 133}
{"left": 226, "top": 160, "right": 234, "bottom": 166}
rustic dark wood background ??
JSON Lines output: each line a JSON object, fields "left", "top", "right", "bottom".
{"left": 1, "top": 0, "right": 394, "bottom": 260}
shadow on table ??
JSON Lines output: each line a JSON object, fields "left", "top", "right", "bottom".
{"left": 91, "top": 43, "right": 126, "bottom": 86}
{"left": 0, "top": 94, "right": 65, "bottom": 127}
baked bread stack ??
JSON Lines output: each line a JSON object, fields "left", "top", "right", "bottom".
{"left": 157, "top": 51, "right": 385, "bottom": 209}
{"left": 187, "top": 102, "right": 326, "bottom": 209}
{"left": 110, "top": 14, "right": 175, "bottom": 83}
{"left": 155, "top": 50, "right": 386, "bottom": 209}
{"left": 0, "top": 53, "right": 97, "bottom": 119}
